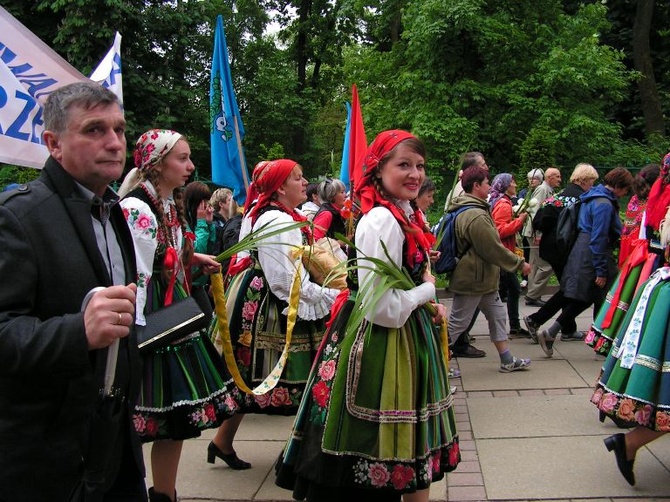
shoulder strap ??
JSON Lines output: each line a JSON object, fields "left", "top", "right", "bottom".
{"left": 454, "top": 205, "right": 477, "bottom": 257}
{"left": 0, "top": 184, "right": 31, "bottom": 205}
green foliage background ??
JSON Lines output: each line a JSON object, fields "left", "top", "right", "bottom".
{"left": 2, "top": 0, "right": 669, "bottom": 198}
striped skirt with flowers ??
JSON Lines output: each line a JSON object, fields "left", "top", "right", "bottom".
{"left": 276, "top": 297, "right": 460, "bottom": 499}
{"left": 591, "top": 267, "right": 670, "bottom": 432}
{"left": 134, "top": 281, "right": 242, "bottom": 442}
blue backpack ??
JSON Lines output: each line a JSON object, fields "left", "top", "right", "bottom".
{"left": 433, "top": 205, "right": 476, "bottom": 274}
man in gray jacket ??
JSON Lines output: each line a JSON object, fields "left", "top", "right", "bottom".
{"left": 448, "top": 166, "right": 532, "bottom": 372}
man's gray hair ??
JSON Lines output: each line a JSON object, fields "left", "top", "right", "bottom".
{"left": 43, "top": 82, "right": 120, "bottom": 134}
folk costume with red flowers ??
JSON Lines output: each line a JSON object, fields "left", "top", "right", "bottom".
{"left": 276, "top": 131, "right": 460, "bottom": 501}
{"left": 120, "top": 129, "right": 240, "bottom": 441}
{"left": 222, "top": 159, "right": 339, "bottom": 414}
{"left": 588, "top": 155, "right": 670, "bottom": 427}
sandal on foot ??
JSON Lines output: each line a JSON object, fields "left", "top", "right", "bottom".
{"left": 561, "top": 331, "right": 585, "bottom": 341}
{"left": 537, "top": 330, "right": 554, "bottom": 358}
{"left": 448, "top": 368, "right": 462, "bottom": 378}
{"left": 499, "top": 357, "right": 531, "bottom": 373}
{"left": 523, "top": 315, "right": 540, "bottom": 344}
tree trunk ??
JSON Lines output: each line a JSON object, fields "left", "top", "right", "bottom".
{"left": 293, "top": 0, "right": 312, "bottom": 156}
{"left": 632, "top": 0, "right": 665, "bottom": 137}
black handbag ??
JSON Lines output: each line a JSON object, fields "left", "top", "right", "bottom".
{"left": 136, "top": 296, "right": 208, "bottom": 354}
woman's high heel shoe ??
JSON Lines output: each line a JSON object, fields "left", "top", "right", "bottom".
{"left": 207, "top": 441, "right": 251, "bottom": 470}
{"left": 604, "top": 433, "right": 635, "bottom": 486}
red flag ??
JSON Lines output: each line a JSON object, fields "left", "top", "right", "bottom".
{"left": 348, "top": 84, "right": 367, "bottom": 191}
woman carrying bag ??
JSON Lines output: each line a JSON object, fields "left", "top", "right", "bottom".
{"left": 119, "top": 129, "right": 241, "bottom": 502}
{"left": 208, "top": 159, "right": 340, "bottom": 470}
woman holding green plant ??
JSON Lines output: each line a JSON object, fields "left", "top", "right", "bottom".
{"left": 276, "top": 130, "right": 460, "bottom": 502}
{"left": 208, "top": 159, "right": 340, "bottom": 470}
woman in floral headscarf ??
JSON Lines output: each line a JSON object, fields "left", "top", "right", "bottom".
{"left": 119, "top": 129, "right": 241, "bottom": 502}
{"left": 276, "top": 130, "right": 460, "bottom": 502}
{"left": 207, "top": 159, "right": 340, "bottom": 470}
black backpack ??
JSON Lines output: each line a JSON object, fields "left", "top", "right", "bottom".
{"left": 555, "top": 200, "right": 581, "bottom": 256}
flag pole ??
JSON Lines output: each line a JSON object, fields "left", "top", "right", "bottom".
{"left": 233, "top": 115, "right": 249, "bottom": 192}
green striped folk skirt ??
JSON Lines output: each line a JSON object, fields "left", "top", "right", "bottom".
{"left": 276, "top": 299, "right": 460, "bottom": 498}
{"left": 591, "top": 267, "right": 670, "bottom": 432}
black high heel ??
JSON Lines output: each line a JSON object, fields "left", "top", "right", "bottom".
{"left": 604, "top": 433, "right": 635, "bottom": 486}
{"left": 148, "top": 487, "right": 176, "bottom": 502}
{"left": 207, "top": 441, "right": 251, "bottom": 470}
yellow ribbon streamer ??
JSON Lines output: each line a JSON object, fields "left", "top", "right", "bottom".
{"left": 440, "top": 318, "right": 449, "bottom": 367}
{"left": 210, "top": 258, "right": 302, "bottom": 396}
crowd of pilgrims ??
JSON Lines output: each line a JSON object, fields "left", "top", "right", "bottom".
{"left": 9, "top": 82, "right": 670, "bottom": 502}
{"left": 89, "top": 127, "right": 670, "bottom": 499}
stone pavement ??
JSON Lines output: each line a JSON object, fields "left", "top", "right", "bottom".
{"left": 145, "top": 295, "right": 670, "bottom": 501}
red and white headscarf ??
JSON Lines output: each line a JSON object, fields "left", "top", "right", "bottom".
{"left": 133, "top": 129, "right": 183, "bottom": 172}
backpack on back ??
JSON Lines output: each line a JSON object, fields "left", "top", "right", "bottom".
{"left": 555, "top": 200, "right": 581, "bottom": 256}
{"left": 433, "top": 205, "right": 476, "bottom": 274}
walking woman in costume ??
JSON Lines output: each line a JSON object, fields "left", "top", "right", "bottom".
{"left": 119, "top": 129, "right": 240, "bottom": 501}
{"left": 592, "top": 200, "right": 670, "bottom": 486}
{"left": 276, "top": 130, "right": 460, "bottom": 502}
{"left": 618, "top": 163, "right": 660, "bottom": 267}
{"left": 208, "top": 159, "right": 340, "bottom": 469}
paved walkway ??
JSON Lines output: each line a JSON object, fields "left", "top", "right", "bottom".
{"left": 145, "top": 295, "right": 670, "bottom": 501}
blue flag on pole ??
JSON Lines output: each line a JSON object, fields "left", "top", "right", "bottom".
{"left": 210, "top": 15, "right": 248, "bottom": 204}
